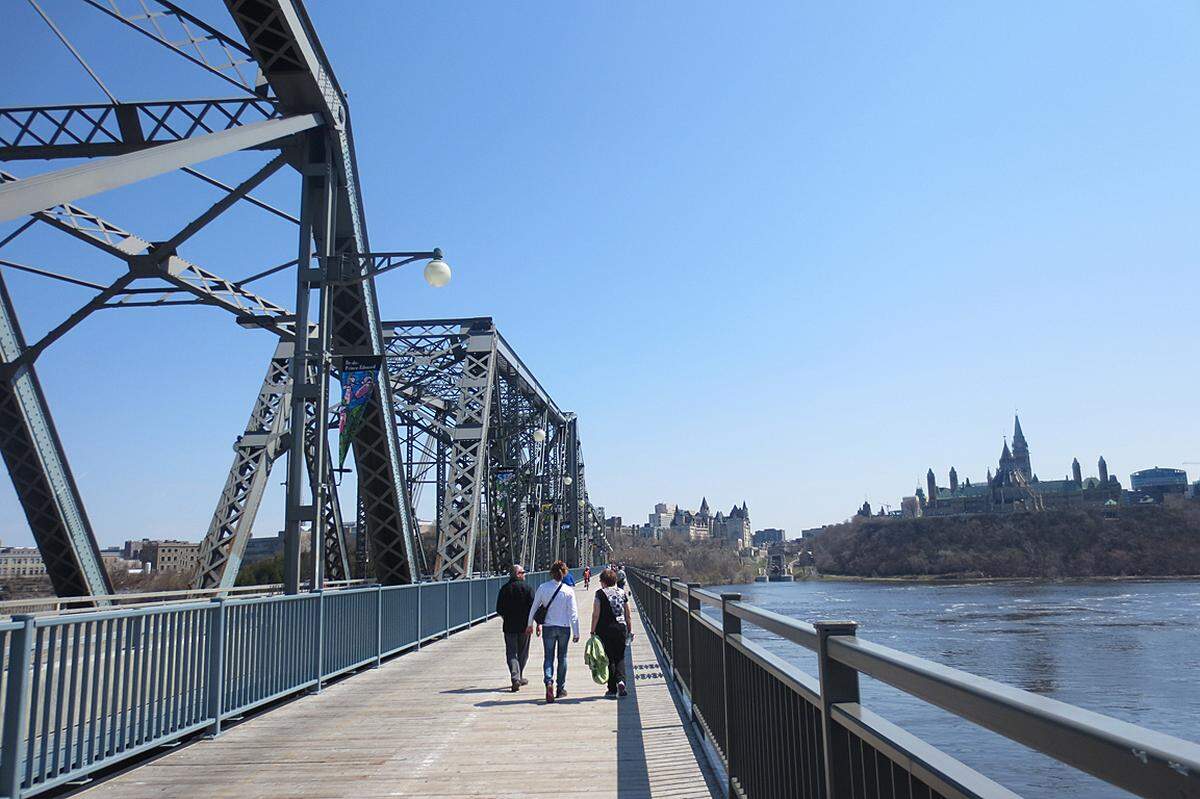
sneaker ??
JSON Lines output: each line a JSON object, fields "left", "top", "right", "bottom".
{"left": 556, "top": 686, "right": 568, "bottom": 699}
{"left": 617, "top": 681, "right": 627, "bottom": 697}
{"left": 545, "top": 684, "right": 554, "bottom": 703}
{"left": 604, "top": 689, "right": 617, "bottom": 698}
{"left": 511, "top": 679, "right": 520, "bottom": 693}
{"left": 519, "top": 678, "right": 529, "bottom": 686}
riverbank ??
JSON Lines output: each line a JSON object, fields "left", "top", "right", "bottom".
{"left": 811, "top": 572, "right": 1200, "bottom": 584}
{"left": 813, "top": 505, "right": 1200, "bottom": 578}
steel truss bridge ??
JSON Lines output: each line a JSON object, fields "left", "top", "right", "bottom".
{"left": 0, "top": 0, "right": 610, "bottom": 601}
{"left": 0, "top": 5, "right": 1198, "bottom": 799}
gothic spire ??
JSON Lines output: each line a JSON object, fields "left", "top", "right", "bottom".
{"left": 699, "top": 496, "right": 710, "bottom": 516}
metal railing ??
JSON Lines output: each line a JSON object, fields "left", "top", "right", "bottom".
{"left": 0, "top": 568, "right": 579, "bottom": 798}
{"left": 0, "top": 580, "right": 373, "bottom": 618}
{"left": 627, "top": 569, "right": 1200, "bottom": 799}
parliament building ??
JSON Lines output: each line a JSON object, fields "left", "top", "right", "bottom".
{"left": 917, "top": 416, "right": 1122, "bottom": 517}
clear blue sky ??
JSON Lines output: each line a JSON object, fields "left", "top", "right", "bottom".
{"left": 2, "top": 1, "right": 1199, "bottom": 547}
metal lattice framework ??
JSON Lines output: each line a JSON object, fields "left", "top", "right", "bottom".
{"left": 0, "top": 1, "right": 607, "bottom": 597}
{"left": 382, "top": 318, "right": 607, "bottom": 579}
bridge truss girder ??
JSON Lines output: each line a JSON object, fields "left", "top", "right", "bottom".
{"left": 382, "top": 318, "right": 590, "bottom": 580}
{"left": 0, "top": 0, "right": 418, "bottom": 596}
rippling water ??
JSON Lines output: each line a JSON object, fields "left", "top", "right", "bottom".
{"left": 707, "top": 578, "right": 1200, "bottom": 798}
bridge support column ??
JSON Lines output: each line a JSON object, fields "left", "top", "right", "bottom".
{"left": 0, "top": 615, "right": 34, "bottom": 797}
{"left": 816, "top": 620, "right": 859, "bottom": 799}
{"left": 206, "top": 599, "right": 227, "bottom": 738}
{"left": 720, "top": 593, "right": 741, "bottom": 798}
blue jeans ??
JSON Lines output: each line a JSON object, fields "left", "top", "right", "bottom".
{"left": 541, "top": 625, "right": 571, "bottom": 688}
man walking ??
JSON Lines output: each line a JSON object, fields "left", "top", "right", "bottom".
{"left": 495, "top": 564, "right": 534, "bottom": 691}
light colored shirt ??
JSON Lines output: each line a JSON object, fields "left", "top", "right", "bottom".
{"left": 528, "top": 578, "right": 579, "bottom": 637}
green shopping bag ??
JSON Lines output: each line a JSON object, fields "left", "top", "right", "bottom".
{"left": 584, "top": 634, "right": 609, "bottom": 685}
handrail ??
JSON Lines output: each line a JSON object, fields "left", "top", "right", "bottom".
{"left": 0, "top": 579, "right": 375, "bottom": 617}
{"left": 726, "top": 600, "right": 819, "bottom": 650}
{"left": 625, "top": 566, "right": 1200, "bottom": 799}
{"left": 829, "top": 634, "right": 1200, "bottom": 797}
{"left": 0, "top": 567, "right": 583, "bottom": 798}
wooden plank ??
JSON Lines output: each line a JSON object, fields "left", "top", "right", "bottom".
{"left": 76, "top": 583, "right": 719, "bottom": 798}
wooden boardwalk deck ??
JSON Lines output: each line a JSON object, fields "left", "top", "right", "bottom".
{"left": 74, "top": 582, "right": 719, "bottom": 799}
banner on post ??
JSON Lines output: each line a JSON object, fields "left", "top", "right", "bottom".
{"left": 336, "top": 355, "right": 382, "bottom": 468}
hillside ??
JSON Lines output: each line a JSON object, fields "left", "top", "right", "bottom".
{"left": 812, "top": 506, "right": 1200, "bottom": 578}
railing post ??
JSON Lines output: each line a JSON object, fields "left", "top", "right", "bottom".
{"left": 206, "top": 599, "right": 226, "bottom": 737}
{"left": 374, "top": 585, "right": 383, "bottom": 668}
{"left": 672, "top": 575, "right": 681, "bottom": 681}
{"left": 444, "top": 581, "right": 451, "bottom": 639}
{"left": 1, "top": 615, "right": 35, "bottom": 798}
{"left": 686, "top": 582, "right": 699, "bottom": 704}
{"left": 467, "top": 576, "right": 473, "bottom": 625}
{"left": 662, "top": 575, "right": 672, "bottom": 662}
{"left": 313, "top": 590, "right": 325, "bottom": 693}
{"left": 815, "top": 620, "right": 859, "bottom": 799}
{"left": 721, "top": 593, "right": 741, "bottom": 797}
{"left": 415, "top": 583, "right": 422, "bottom": 650}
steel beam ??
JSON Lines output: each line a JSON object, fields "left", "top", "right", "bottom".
{"left": 434, "top": 323, "right": 498, "bottom": 579}
{"left": 223, "top": 0, "right": 420, "bottom": 586}
{"left": 83, "top": 0, "right": 263, "bottom": 94}
{"left": 0, "top": 171, "right": 304, "bottom": 340}
{"left": 0, "top": 99, "right": 280, "bottom": 161}
{"left": 0, "top": 114, "right": 320, "bottom": 223}
{"left": 0, "top": 271, "right": 112, "bottom": 598}
{"left": 193, "top": 344, "right": 292, "bottom": 589}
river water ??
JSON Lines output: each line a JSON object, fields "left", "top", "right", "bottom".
{"left": 707, "top": 578, "right": 1200, "bottom": 798}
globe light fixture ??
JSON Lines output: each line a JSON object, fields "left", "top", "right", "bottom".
{"left": 532, "top": 428, "right": 546, "bottom": 443}
{"left": 563, "top": 476, "right": 573, "bottom": 485}
{"left": 423, "top": 257, "right": 451, "bottom": 288}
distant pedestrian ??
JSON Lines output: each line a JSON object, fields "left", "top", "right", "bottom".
{"left": 495, "top": 564, "right": 534, "bottom": 692}
{"left": 563, "top": 569, "right": 576, "bottom": 587}
{"left": 527, "top": 560, "right": 579, "bottom": 703}
{"left": 590, "top": 568, "right": 632, "bottom": 697}
{"left": 583, "top": 567, "right": 592, "bottom": 589}
{"left": 616, "top": 567, "right": 627, "bottom": 590}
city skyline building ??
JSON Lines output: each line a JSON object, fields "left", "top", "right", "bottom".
{"left": 914, "top": 415, "right": 1123, "bottom": 517}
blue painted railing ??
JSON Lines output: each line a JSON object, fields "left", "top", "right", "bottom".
{"left": 0, "top": 568, "right": 579, "bottom": 798}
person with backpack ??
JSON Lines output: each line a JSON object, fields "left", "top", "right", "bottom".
{"left": 590, "top": 568, "right": 632, "bottom": 697}
{"left": 526, "top": 560, "right": 579, "bottom": 703}
{"left": 495, "top": 563, "right": 534, "bottom": 692}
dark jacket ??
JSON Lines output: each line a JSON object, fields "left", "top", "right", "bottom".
{"left": 495, "top": 578, "right": 534, "bottom": 633}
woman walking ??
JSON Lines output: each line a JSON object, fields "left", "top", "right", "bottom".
{"left": 590, "top": 568, "right": 633, "bottom": 697}
{"left": 527, "top": 560, "right": 579, "bottom": 703}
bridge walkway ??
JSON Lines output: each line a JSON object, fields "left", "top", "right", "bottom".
{"left": 73, "top": 581, "right": 719, "bottom": 799}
